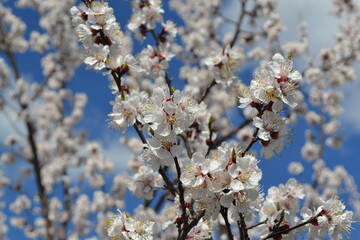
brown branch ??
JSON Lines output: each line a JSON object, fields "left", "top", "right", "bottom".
{"left": 205, "top": 117, "right": 215, "bottom": 157}
{"left": 174, "top": 156, "right": 188, "bottom": 239}
{"left": 212, "top": 118, "right": 252, "bottom": 148}
{"left": 4, "top": 50, "right": 20, "bottom": 80}
{"left": 220, "top": 207, "right": 234, "bottom": 240}
{"left": 31, "top": 69, "right": 56, "bottom": 102}
{"left": 179, "top": 210, "right": 206, "bottom": 240}
{"left": 133, "top": 121, "right": 147, "bottom": 145}
{"left": 238, "top": 213, "right": 250, "bottom": 240}
{"left": 59, "top": 170, "right": 72, "bottom": 240}
{"left": 261, "top": 214, "right": 320, "bottom": 240}
{"left": 26, "top": 121, "right": 52, "bottom": 240}
{"left": 154, "top": 191, "right": 170, "bottom": 212}
{"left": 198, "top": 79, "right": 216, "bottom": 103}
{"left": 179, "top": 133, "right": 193, "bottom": 158}
{"left": 241, "top": 130, "right": 259, "bottom": 157}
{"left": 158, "top": 167, "right": 178, "bottom": 196}
{"left": 5, "top": 49, "right": 52, "bottom": 240}
{"left": 230, "top": 0, "right": 248, "bottom": 48}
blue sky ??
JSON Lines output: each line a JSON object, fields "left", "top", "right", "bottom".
{"left": 1, "top": 0, "right": 360, "bottom": 238}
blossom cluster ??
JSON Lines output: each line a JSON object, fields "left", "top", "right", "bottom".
{"left": 0, "top": 0, "right": 358, "bottom": 239}
{"left": 239, "top": 53, "right": 302, "bottom": 159}
{"left": 70, "top": 1, "right": 139, "bottom": 77}
{"left": 68, "top": 0, "right": 357, "bottom": 239}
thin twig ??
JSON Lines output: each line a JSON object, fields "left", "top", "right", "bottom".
{"left": 198, "top": 79, "right": 216, "bottom": 103}
{"left": 246, "top": 219, "right": 268, "bottom": 230}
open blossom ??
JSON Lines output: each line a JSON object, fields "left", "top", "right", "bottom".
{"left": 138, "top": 45, "right": 174, "bottom": 78}
{"left": 71, "top": 2, "right": 120, "bottom": 45}
{"left": 161, "top": 20, "right": 177, "bottom": 42}
{"left": 260, "top": 123, "right": 288, "bottom": 159}
{"left": 253, "top": 110, "right": 284, "bottom": 141}
{"left": 180, "top": 152, "right": 210, "bottom": 187}
{"left": 227, "top": 155, "right": 262, "bottom": 191}
{"left": 268, "top": 53, "right": 302, "bottom": 107}
{"left": 71, "top": 1, "right": 126, "bottom": 74}
{"left": 301, "top": 196, "right": 353, "bottom": 239}
{"left": 240, "top": 53, "right": 302, "bottom": 108}
{"left": 140, "top": 86, "right": 198, "bottom": 136}
{"left": 109, "top": 89, "right": 147, "bottom": 133}
{"left": 186, "top": 218, "right": 213, "bottom": 239}
{"left": 258, "top": 179, "right": 305, "bottom": 238}
{"left": 147, "top": 131, "right": 182, "bottom": 168}
{"left": 105, "top": 54, "right": 141, "bottom": 76}
{"left": 84, "top": 44, "right": 110, "bottom": 70}
{"left": 109, "top": 97, "right": 137, "bottom": 133}
{"left": 128, "top": 0, "right": 164, "bottom": 33}
{"left": 192, "top": 190, "right": 222, "bottom": 220}
{"left": 204, "top": 45, "right": 244, "bottom": 84}
{"left": 220, "top": 188, "right": 264, "bottom": 221}
{"left": 249, "top": 69, "right": 279, "bottom": 103}
{"left": 128, "top": 165, "right": 163, "bottom": 200}
{"left": 260, "top": 179, "right": 304, "bottom": 221}
{"left": 107, "top": 210, "right": 155, "bottom": 240}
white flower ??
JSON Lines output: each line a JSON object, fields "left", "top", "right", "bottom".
{"left": 161, "top": 20, "right": 177, "bottom": 42}
{"left": 147, "top": 131, "right": 182, "bottom": 166}
{"left": 105, "top": 54, "right": 141, "bottom": 76}
{"left": 142, "top": 148, "right": 162, "bottom": 171}
{"left": 141, "top": 86, "right": 198, "bottom": 136}
{"left": 187, "top": 218, "right": 213, "bottom": 239}
{"left": 107, "top": 211, "right": 155, "bottom": 240}
{"left": 268, "top": 53, "right": 302, "bottom": 83}
{"left": 192, "top": 190, "right": 221, "bottom": 220}
{"left": 128, "top": 0, "right": 164, "bottom": 32}
{"left": 84, "top": 44, "right": 110, "bottom": 70}
{"left": 267, "top": 178, "right": 304, "bottom": 212}
{"left": 128, "top": 165, "right": 163, "bottom": 200}
{"left": 125, "top": 215, "right": 155, "bottom": 240}
{"left": 220, "top": 188, "right": 264, "bottom": 221}
{"left": 260, "top": 123, "right": 288, "bottom": 160}
{"left": 227, "top": 155, "right": 262, "bottom": 191}
{"left": 246, "top": 53, "right": 302, "bottom": 108}
{"left": 107, "top": 210, "right": 126, "bottom": 239}
{"left": 288, "top": 161, "right": 304, "bottom": 175}
{"left": 180, "top": 152, "right": 210, "bottom": 187}
{"left": 301, "top": 141, "right": 321, "bottom": 162}
{"left": 238, "top": 86, "right": 255, "bottom": 108}
{"left": 140, "top": 1, "right": 164, "bottom": 29}
{"left": 204, "top": 45, "right": 244, "bottom": 84}
{"left": 301, "top": 196, "right": 353, "bottom": 240}
{"left": 109, "top": 97, "right": 137, "bottom": 133}
{"left": 83, "top": 1, "right": 115, "bottom": 27}
{"left": 268, "top": 53, "right": 302, "bottom": 107}
{"left": 138, "top": 45, "right": 173, "bottom": 78}
{"left": 250, "top": 69, "right": 281, "bottom": 104}
{"left": 253, "top": 110, "right": 284, "bottom": 141}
